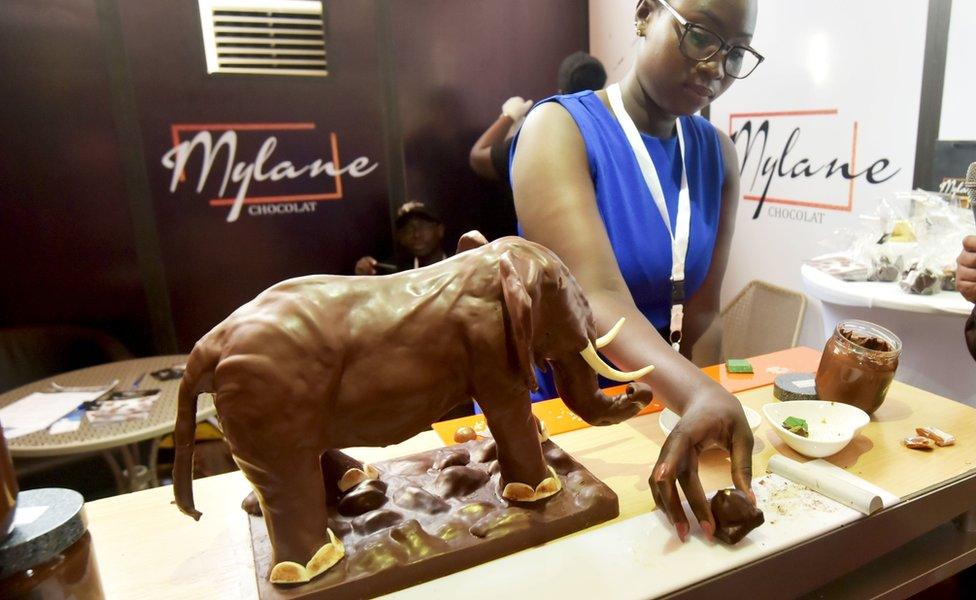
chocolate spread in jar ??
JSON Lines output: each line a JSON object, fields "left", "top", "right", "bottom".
{"left": 0, "top": 488, "right": 104, "bottom": 599}
{"left": 0, "top": 531, "right": 104, "bottom": 599}
{"left": 815, "top": 321, "right": 902, "bottom": 414}
{"left": 0, "top": 424, "right": 17, "bottom": 541}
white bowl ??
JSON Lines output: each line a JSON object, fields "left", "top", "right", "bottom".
{"left": 762, "top": 401, "right": 870, "bottom": 458}
{"left": 658, "top": 405, "right": 762, "bottom": 436}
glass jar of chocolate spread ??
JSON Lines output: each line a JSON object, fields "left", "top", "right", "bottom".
{"left": 0, "top": 488, "right": 105, "bottom": 599}
{"left": 0, "top": 423, "right": 16, "bottom": 541}
{"left": 815, "top": 320, "right": 902, "bottom": 414}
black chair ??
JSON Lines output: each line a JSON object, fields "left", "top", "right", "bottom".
{"left": 0, "top": 325, "right": 132, "bottom": 394}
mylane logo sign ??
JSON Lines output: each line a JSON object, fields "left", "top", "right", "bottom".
{"left": 161, "top": 122, "right": 379, "bottom": 223}
{"left": 729, "top": 110, "right": 900, "bottom": 222}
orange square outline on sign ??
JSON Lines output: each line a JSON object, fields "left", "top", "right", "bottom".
{"left": 168, "top": 122, "right": 344, "bottom": 206}
{"left": 727, "top": 109, "right": 858, "bottom": 212}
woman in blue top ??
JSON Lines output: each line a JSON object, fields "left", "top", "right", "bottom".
{"left": 512, "top": 0, "right": 761, "bottom": 542}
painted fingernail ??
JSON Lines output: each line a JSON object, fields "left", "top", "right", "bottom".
{"left": 700, "top": 520, "right": 714, "bottom": 541}
{"left": 654, "top": 463, "right": 669, "bottom": 482}
{"left": 676, "top": 522, "right": 689, "bottom": 542}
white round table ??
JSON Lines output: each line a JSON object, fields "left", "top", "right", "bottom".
{"left": 801, "top": 264, "right": 976, "bottom": 406}
{"left": 0, "top": 355, "right": 215, "bottom": 491}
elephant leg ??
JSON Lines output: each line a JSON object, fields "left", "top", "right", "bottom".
{"left": 480, "top": 400, "right": 560, "bottom": 503}
{"left": 321, "top": 449, "right": 378, "bottom": 504}
{"left": 233, "top": 450, "right": 344, "bottom": 584}
{"left": 216, "top": 397, "right": 342, "bottom": 582}
{"left": 212, "top": 347, "right": 345, "bottom": 583}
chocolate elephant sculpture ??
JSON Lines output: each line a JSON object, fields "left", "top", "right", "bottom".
{"left": 173, "top": 233, "right": 654, "bottom": 584}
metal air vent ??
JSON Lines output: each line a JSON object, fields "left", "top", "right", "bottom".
{"left": 198, "top": 0, "right": 327, "bottom": 77}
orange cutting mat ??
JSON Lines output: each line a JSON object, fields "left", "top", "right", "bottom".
{"left": 431, "top": 391, "right": 665, "bottom": 445}
{"left": 701, "top": 346, "right": 822, "bottom": 393}
{"left": 431, "top": 346, "right": 823, "bottom": 445}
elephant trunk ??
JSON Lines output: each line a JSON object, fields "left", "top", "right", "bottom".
{"left": 551, "top": 352, "right": 652, "bottom": 426}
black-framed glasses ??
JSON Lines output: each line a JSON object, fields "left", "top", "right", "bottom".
{"left": 654, "top": 0, "right": 763, "bottom": 79}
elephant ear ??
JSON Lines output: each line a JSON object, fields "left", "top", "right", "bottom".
{"left": 456, "top": 230, "right": 489, "bottom": 254}
{"left": 499, "top": 250, "right": 539, "bottom": 391}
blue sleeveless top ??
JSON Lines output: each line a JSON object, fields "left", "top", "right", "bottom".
{"left": 512, "top": 90, "right": 725, "bottom": 401}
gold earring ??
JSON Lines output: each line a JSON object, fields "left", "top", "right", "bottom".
{"left": 635, "top": 20, "right": 646, "bottom": 37}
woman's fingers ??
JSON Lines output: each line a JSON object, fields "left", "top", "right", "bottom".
{"left": 677, "top": 459, "right": 714, "bottom": 540}
{"left": 651, "top": 433, "right": 691, "bottom": 540}
{"left": 730, "top": 428, "right": 756, "bottom": 503}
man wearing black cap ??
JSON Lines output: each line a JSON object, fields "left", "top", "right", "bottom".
{"left": 354, "top": 202, "right": 447, "bottom": 275}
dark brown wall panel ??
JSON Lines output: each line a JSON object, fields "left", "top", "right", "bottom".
{"left": 0, "top": 0, "right": 588, "bottom": 355}
{"left": 0, "top": 0, "right": 153, "bottom": 354}
{"left": 115, "top": 0, "right": 392, "bottom": 349}
{"left": 391, "top": 0, "right": 588, "bottom": 245}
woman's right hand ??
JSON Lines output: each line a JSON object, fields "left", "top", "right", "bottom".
{"left": 354, "top": 256, "right": 378, "bottom": 276}
{"left": 648, "top": 386, "right": 755, "bottom": 541}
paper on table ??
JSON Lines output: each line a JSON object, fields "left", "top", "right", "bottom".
{"left": 0, "top": 391, "right": 106, "bottom": 433}
{"left": 767, "top": 454, "right": 899, "bottom": 515}
{"left": 48, "top": 408, "right": 85, "bottom": 435}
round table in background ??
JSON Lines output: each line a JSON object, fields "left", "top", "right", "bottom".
{"left": 0, "top": 355, "right": 215, "bottom": 492}
{"left": 801, "top": 264, "right": 976, "bottom": 406}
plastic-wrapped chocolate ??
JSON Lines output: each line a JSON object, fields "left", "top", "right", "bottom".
{"left": 899, "top": 262, "right": 941, "bottom": 295}
{"left": 868, "top": 255, "right": 903, "bottom": 282}
{"left": 942, "top": 268, "right": 957, "bottom": 291}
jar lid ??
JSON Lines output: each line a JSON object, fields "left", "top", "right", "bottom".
{"left": 773, "top": 372, "right": 820, "bottom": 401}
{"left": 0, "top": 488, "right": 86, "bottom": 579}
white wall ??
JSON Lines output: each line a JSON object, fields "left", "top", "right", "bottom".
{"left": 707, "top": 0, "right": 927, "bottom": 348}
{"left": 939, "top": 0, "right": 976, "bottom": 141}
{"left": 588, "top": 0, "right": 637, "bottom": 86}
{"left": 588, "top": 0, "right": 929, "bottom": 350}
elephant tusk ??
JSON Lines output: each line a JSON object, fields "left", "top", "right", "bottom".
{"left": 595, "top": 318, "right": 626, "bottom": 348}
{"left": 580, "top": 340, "right": 655, "bottom": 382}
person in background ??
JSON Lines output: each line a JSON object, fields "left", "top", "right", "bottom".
{"left": 469, "top": 51, "right": 608, "bottom": 186}
{"left": 355, "top": 202, "right": 447, "bottom": 275}
{"left": 957, "top": 235, "right": 976, "bottom": 358}
{"left": 511, "top": 0, "right": 762, "bottom": 541}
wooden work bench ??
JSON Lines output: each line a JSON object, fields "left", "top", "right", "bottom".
{"left": 83, "top": 376, "right": 976, "bottom": 598}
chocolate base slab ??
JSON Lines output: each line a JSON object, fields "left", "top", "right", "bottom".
{"left": 248, "top": 439, "right": 618, "bottom": 600}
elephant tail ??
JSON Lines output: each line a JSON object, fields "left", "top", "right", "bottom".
{"left": 173, "top": 341, "right": 219, "bottom": 521}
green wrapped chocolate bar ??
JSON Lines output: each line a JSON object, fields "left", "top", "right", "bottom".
{"left": 725, "top": 358, "right": 754, "bottom": 374}
{"left": 782, "top": 416, "right": 809, "bottom": 437}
